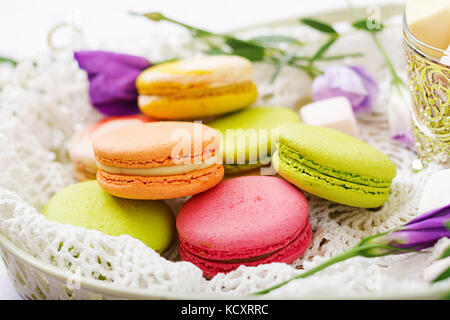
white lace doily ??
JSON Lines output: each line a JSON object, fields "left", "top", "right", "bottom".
{"left": 0, "top": 16, "right": 449, "bottom": 298}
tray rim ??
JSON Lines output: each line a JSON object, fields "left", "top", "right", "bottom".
{"left": 2, "top": 231, "right": 447, "bottom": 300}
{"left": 1, "top": 2, "right": 447, "bottom": 300}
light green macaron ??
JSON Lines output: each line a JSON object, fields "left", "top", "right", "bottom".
{"left": 44, "top": 180, "right": 175, "bottom": 252}
{"left": 274, "top": 123, "right": 397, "bottom": 208}
{"left": 208, "top": 107, "right": 301, "bottom": 174}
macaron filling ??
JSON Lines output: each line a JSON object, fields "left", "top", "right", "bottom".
{"left": 138, "top": 81, "right": 257, "bottom": 103}
{"left": 277, "top": 144, "right": 391, "bottom": 195}
{"left": 97, "top": 157, "right": 218, "bottom": 177}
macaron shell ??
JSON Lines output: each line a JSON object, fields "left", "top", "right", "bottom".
{"left": 44, "top": 181, "right": 175, "bottom": 252}
{"left": 136, "top": 55, "right": 258, "bottom": 120}
{"left": 177, "top": 176, "right": 309, "bottom": 256}
{"left": 208, "top": 107, "right": 301, "bottom": 167}
{"left": 136, "top": 55, "right": 254, "bottom": 94}
{"left": 273, "top": 151, "right": 389, "bottom": 208}
{"left": 179, "top": 222, "right": 312, "bottom": 278}
{"left": 209, "top": 107, "right": 301, "bottom": 133}
{"left": 278, "top": 123, "right": 397, "bottom": 182}
{"left": 97, "top": 164, "right": 224, "bottom": 200}
{"left": 138, "top": 82, "right": 257, "bottom": 120}
{"left": 93, "top": 122, "right": 220, "bottom": 168}
{"left": 278, "top": 143, "right": 392, "bottom": 188}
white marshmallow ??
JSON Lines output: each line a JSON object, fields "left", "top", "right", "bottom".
{"left": 299, "top": 97, "right": 359, "bottom": 137}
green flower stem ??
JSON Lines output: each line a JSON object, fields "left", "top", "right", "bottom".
{"left": 136, "top": 12, "right": 268, "bottom": 51}
{"left": 370, "top": 33, "right": 405, "bottom": 87}
{"left": 309, "top": 35, "right": 339, "bottom": 64}
{"left": 370, "top": 33, "right": 395, "bottom": 75}
{"left": 131, "top": 11, "right": 212, "bottom": 37}
{"left": 0, "top": 56, "right": 17, "bottom": 67}
{"left": 294, "top": 53, "right": 364, "bottom": 61}
{"left": 151, "top": 14, "right": 213, "bottom": 36}
{"left": 345, "top": 1, "right": 407, "bottom": 89}
{"left": 133, "top": 11, "right": 360, "bottom": 80}
{"left": 253, "top": 244, "right": 381, "bottom": 295}
{"left": 289, "top": 62, "right": 323, "bottom": 78}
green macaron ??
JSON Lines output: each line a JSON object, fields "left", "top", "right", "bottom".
{"left": 274, "top": 123, "right": 397, "bottom": 208}
{"left": 44, "top": 181, "right": 175, "bottom": 252}
{"left": 208, "top": 107, "right": 301, "bottom": 174}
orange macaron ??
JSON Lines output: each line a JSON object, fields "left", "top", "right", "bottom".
{"left": 93, "top": 121, "right": 224, "bottom": 199}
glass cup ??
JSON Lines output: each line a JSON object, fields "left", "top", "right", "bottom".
{"left": 402, "top": 13, "right": 450, "bottom": 165}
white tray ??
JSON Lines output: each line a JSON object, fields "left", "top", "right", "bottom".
{"left": 3, "top": 3, "right": 446, "bottom": 300}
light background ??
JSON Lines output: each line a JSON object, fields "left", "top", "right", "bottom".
{"left": 0, "top": 0, "right": 406, "bottom": 300}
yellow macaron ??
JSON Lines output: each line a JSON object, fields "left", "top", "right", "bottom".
{"left": 136, "top": 55, "right": 258, "bottom": 120}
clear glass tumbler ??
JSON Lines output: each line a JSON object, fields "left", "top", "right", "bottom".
{"left": 402, "top": 13, "right": 450, "bottom": 165}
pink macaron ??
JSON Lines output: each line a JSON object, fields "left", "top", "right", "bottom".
{"left": 69, "top": 114, "right": 154, "bottom": 180}
{"left": 176, "top": 176, "right": 312, "bottom": 278}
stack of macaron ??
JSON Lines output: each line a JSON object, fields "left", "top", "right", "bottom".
{"left": 46, "top": 54, "right": 397, "bottom": 277}
{"left": 176, "top": 176, "right": 312, "bottom": 278}
{"left": 93, "top": 121, "right": 224, "bottom": 200}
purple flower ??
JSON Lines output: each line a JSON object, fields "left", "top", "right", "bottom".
{"left": 393, "top": 133, "right": 415, "bottom": 151}
{"left": 365, "top": 203, "right": 450, "bottom": 255}
{"left": 312, "top": 65, "right": 379, "bottom": 113}
{"left": 74, "top": 50, "right": 150, "bottom": 116}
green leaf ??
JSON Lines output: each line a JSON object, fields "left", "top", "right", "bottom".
{"left": 442, "top": 291, "right": 450, "bottom": 300}
{"left": 310, "top": 36, "right": 338, "bottom": 62}
{"left": 300, "top": 18, "right": 337, "bottom": 34}
{"left": 225, "top": 37, "right": 264, "bottom": 50}
{"left": 0, "top": 56, "right": 17, "bottom": 67}
{"left": 445, "top": 220, "right": 450, "bottom": 230}
{"left": 249, "top": 35, "right": 302, "bottom": 45}
{"left": 428, "top": 243, "right": 450, "bottom": 284}
{"left": 352, "top": 19, "right": 384, "bottom": 33}
{"left": 231, "top": 47, "right": 265, "bottom": 61}
{"left": 432, "top": 267, "right": 450, "bottom": 283}
{"left": 318, "top": 53, "right": 364, "bottom": 60}
{"left": 191, "top": 29, "right": 211, "bottom": 38}
{"left": 225, "top": 37, "right": 265, "bottom": 61}
{"left": 204, "top": 48, "right": 228, "bottom": 55}
{"left": 440, "top": 245, "right": 450, "bottom": 259}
